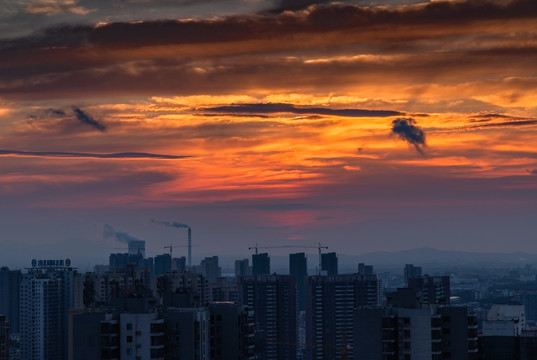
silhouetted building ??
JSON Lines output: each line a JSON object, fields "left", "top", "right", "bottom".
{"left": 172, "top": 257, "right": 186, "bottom": 272}
{"left": 290, "top": 252, "right": 307, "bottom": 312}
{"left": 156, "top": 271, "right": 209, "bottom": 305}
{"left": 239, "top": 275, "right": 297, "bottom": 360}
{"left": 523, "top": 292, "right": 537, "bottom": 327}
{"left": 161, "top": 308, "right": 209, "bottom": 360}
{"left": 355, "top": 306, "right": 478, "bottom": 360}
{"left": 69, "top": 310, "right": 106, "bottom": 360}
{"left": 209, "top": 303, "right": 256, "bottom": 360}
{"left": 200, "top": 256, "right": 221, "bottom": 283}
{"left": 358, "top": 263, "right": 374, "bottom": 276}
{"left": 209, "top": 277, "right": 239, "bottom": 303}
{"left": 306, "top": 274, "right": 380, "bottom": 360}
{"left": 0, "top": 315, "right": 8, "bottom": 360}
{"left": 0, "top": 266, "right": 20, "bottom": 333}
{"left": 252, "top": 253, "right": 270, "bottom": 275}
{"left": 128, "top": 240, "right": 145, "bottom": 258}
{"left": 404, "top": 264, "right": 422, "bottom": 285}
{"left": 321, "top": 252, "right": 338, "bottom": 275}
{"left": 154, "top": 254, "right": 172, "bottom": 276}
{"left": 109, "top": 253, "right": 129, "bottom": 271}
{"left": 235, "top": 259, "right": 251, "bottom": 278}
{"left": 407, "top": 275, "right": 451, "bottom": 305}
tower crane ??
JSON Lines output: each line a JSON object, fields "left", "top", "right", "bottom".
{"left": 164, "top": 244, "right": 199, "bottom": 258}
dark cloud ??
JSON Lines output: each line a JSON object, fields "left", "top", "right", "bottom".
{"left": 204, "top": 103, "right": 401, "bottom": 117}
{"left": 527, "top": 169, "right": 537, "bottom": 176}
{"left": 315, "top": 216, "right": 334, "bottom": 221}
{"left": 48, "top": 108, "right": 66, "bottom": 116}
{"left": 72, "top": 107, "right": 106, "bottom": 132}
{"left": 391, "top": 118, "right": 426, "bottom": 154}
{"left": 474, "top": 119, "right": 537, "bottom": 128}
{"left": 0, "top": 149, "right": 191, "bottom": 160}
{"left": 266, "top": 0, "right": 333, "bottom": 14}
{"left": 0, "top": 1, "right": 536, "bottom": 100}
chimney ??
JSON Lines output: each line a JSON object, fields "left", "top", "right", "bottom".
{"left": 188, "top": 227, "right": 192, "bottom": 267}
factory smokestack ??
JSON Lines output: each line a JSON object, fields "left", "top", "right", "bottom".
{"left": 188, "top": 227, "right": 192, "bottom": 267}
{"left": 151, "top": 218, "right": 192, "bottom": 266}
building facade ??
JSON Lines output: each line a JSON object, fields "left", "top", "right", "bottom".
{"left": 20, "top": 266, "right": 74, "bottom": 360}
{"left": 239, "top": 275, "right": 297, "bottom": 360}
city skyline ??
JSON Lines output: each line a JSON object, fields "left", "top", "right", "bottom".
{"left": 1, "top": 0, "right": 537, "bottom": 267}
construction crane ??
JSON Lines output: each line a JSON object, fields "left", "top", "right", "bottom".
{"left": 248, "top": 243, "right": 329, "bottom": 273}
{"left": 163, "top": 244, "right": 199, "bottom": 258}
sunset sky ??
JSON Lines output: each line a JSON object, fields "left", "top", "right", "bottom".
{"left": 1, "top": 0, "right": 536, "bottom": 268}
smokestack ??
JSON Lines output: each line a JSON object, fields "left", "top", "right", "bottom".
{"left": 188, "top": 227, "right": 192, "bottom": 267}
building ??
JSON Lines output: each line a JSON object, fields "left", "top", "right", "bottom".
{"left": 306, "top": 274, "right": 380, "bottom": 360}
{"left": 172, "top": 257, "right": 186, "bottom": 272}
{"left": 161, "top": 307, "right": 209, "bottom": 360}
{"left": 404, "top": 264, "right": 422, "bottom": 285}
{"left": 482, "top": 304, "right": 526, "bottom": 336}
{"left": 209, "top": 302, "right": 256, "bottom": 360}
{"left": 199, "top": 256, "right": 221, "bottom": 284}
{"left": 407, "top": 275, "right": 451, "bottom": 305}
{"left": 252, "top": 253, "right": 270, "bottom": 275}
{"left": 155, "top": 271, "right": 209, "bottom": 305}
{"left": 239, "top": 275, "right": 297, "bottom": 360}
{"left": 128, "top": 240, "right": 146, "bottom": 258}
{"left": 354, "top": 306, "right": 478, "bottom": 360}
{"left": 20, "top": 264, "right": 75, "bottom": 360}
{"left": 0, "top": 315, "right": 8, "bottom": 360}
{"left": 321, "top": 252, "right": 337, "bottom": 275}
{"left": 290, "top": 253, "right": 307, "bottom": 312}
{"left": 0, "top": 266, "right": 21, "bottom": 333}
{"left": 109, "top": 253, "right": 129, "bottom": 271}
{"left": 154, "top": 254, "right": 172, "bottom": 277}
{"left": 235, "top": 259, "right": 251, "bottom": 278}
{"left": 523, "top": 291, "right": 537, "bottom": 327}
{"left": 209, "top": 277, "right": 239, "bottom": 303}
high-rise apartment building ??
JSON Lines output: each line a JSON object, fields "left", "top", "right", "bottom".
{"left": 306, "top": 274, "right": 380, "bottom": 360}
{"left": 156, "top": 271, "right": 209, "bottom": 305}
{"left": 404, "top": 264, "right": 422, "bottom": 285}
{"left": 0, "top": 315, "right": 8, "bottom": 360}
{"left": 154, "top": 254, "right": 172, "bottom": 276}
{"left": 252, "top": 253, "right": 270, "bottom": 275}
{"left": 239, "top": 275, "right": 297, "bottom": 360}
{"left": 20, "top": 265, "right": 74, "bottom": 360}
{"left": 172, "top": 257, "right": 186, "bottom": 272}
{"left": 290, "top": 252, "right": 307, "bottom": 312}
{"left": 354, "top": 306, "right": 478, "bottom": 360}
{"left": 200, "top": 256, "right": 221, "bottom": 283}
{"left": 0, "top": 266, "right": 20, "bottom": 333}
{"left": 209, "top": 302, "right": 256, "bottom": 360}
{"left": 235, "top": 259, "right": 251, "bottom": 278}
{"left": 407, "top": 275, "right": 451, "bottom": 305}
{"left": 321, "top": 252, "right": 338, "bottom": 275}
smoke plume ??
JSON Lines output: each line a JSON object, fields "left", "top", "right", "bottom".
{"left": 391, "top": 118, "right": 427, "bottom": 154}
{"left": 103, "top": 224, "right": 143, "bottom": 244}
{"left": 151, "top": 218, "right": 189, "bottom": 228}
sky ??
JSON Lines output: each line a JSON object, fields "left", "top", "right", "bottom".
{"left": 1, "top": 0, "right": 537, "bottom": 268}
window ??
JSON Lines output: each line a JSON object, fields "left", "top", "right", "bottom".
{"left": 126, "top": 323, "right": 133, "bottom": 330}
{"left": 127, "top": 336, "right": 133, "bottom": 343}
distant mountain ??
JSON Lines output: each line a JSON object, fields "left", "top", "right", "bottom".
{"left": 340, "top": 247, "right": 537, "bottom": 268}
